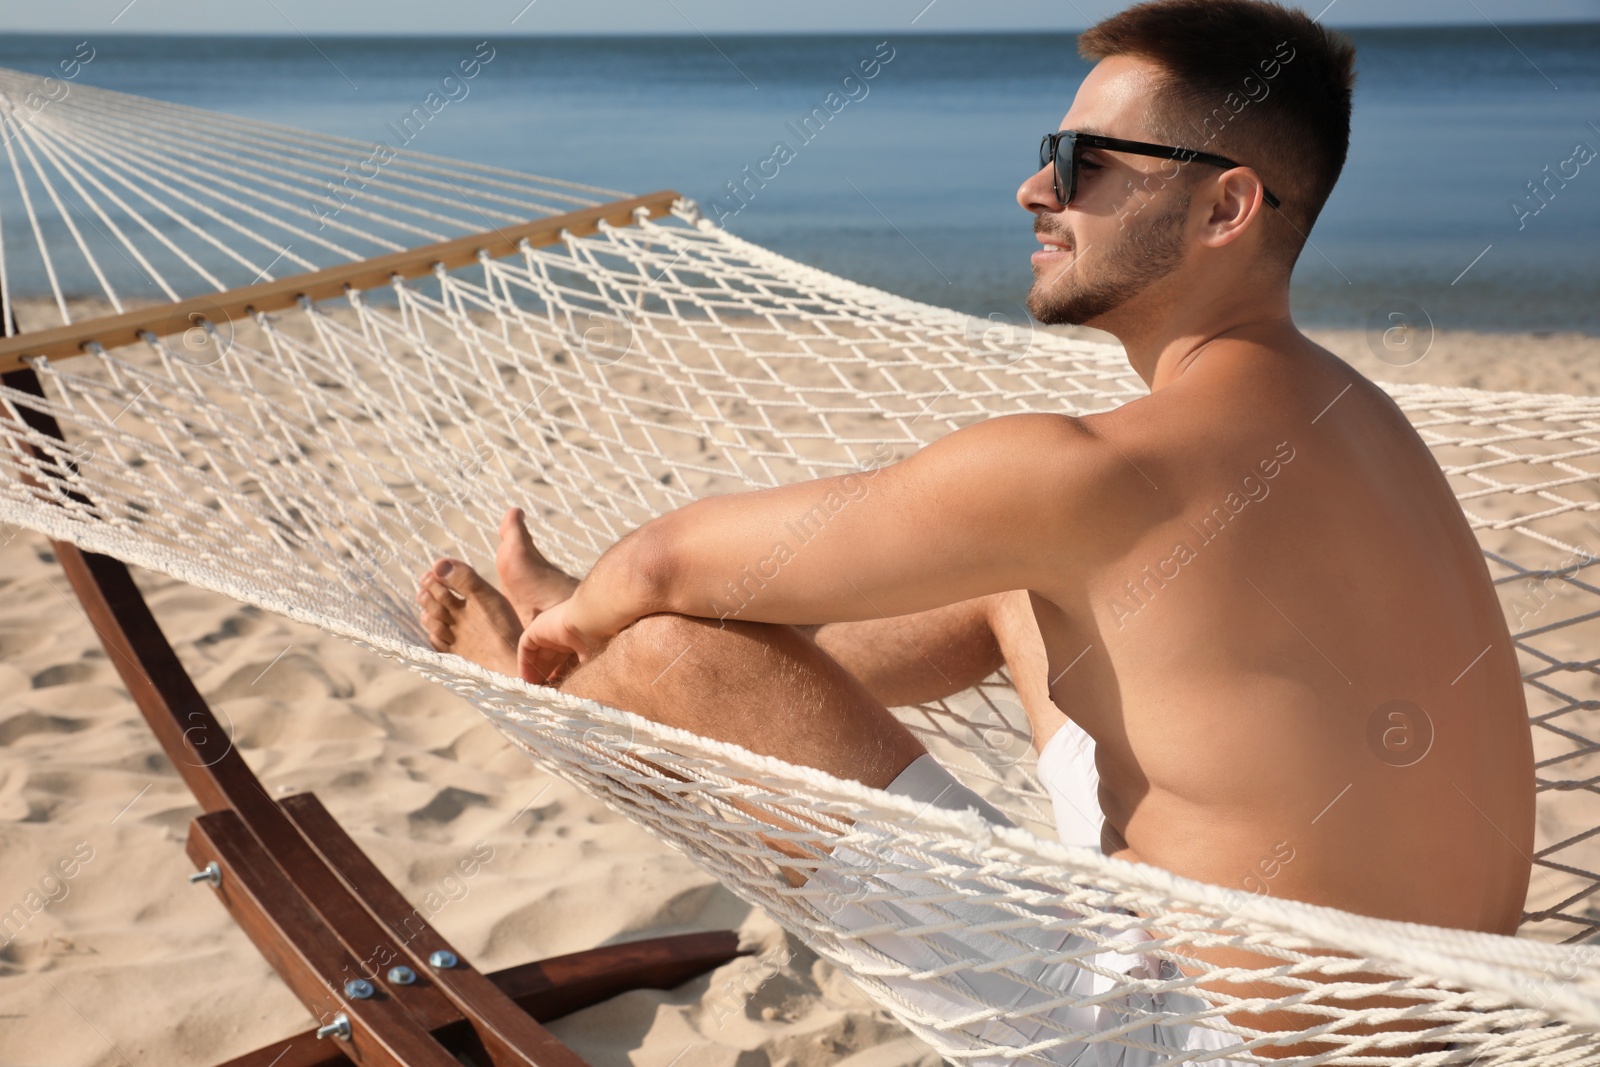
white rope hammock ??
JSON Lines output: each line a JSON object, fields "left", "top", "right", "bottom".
{"left": 0, "top": 68, "right": 1597, "bottom": 1067}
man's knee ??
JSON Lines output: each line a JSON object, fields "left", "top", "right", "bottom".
{"left": 577, "top": 612, "right": 827, "bottom": 694}
{"left": 561, "top": 612, "right": 744, "bottom": 701}
{"left": 606, "top": 612, "right": 724, "bottom": 661}
{"left": 562, "top": 613, "right": 827, "bottom": 740}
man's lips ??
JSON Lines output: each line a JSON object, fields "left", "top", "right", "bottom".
{"left": 1032, "top": 234, "right": 1073, "bottom": 264}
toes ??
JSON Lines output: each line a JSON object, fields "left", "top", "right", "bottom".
{"left": 433, "top": 558, "right": 490, "bottom": 600}
{"left": 420, "top": 601, "right": 455, "bottom": 648}
{"left": 500, "top": 507, "right": 554, "bottom": 567}
{"left": 498, "top": 507, "right": 525, "bottom": 544}
{"left": 420, "top": 593, "right": 452, "bottom": 626}
{"left": 418, "top": 577, "right": 460, "bottom": 649}
{"left": 419, "top": 572, "right": 455, "bottom": 606}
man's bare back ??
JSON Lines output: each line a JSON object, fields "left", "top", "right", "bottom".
{"left": 1006, "top": 332, "right": 1533, "bottom": 934}
{"left": 417, "top": 7, "right": 1535, "bottom": 1054}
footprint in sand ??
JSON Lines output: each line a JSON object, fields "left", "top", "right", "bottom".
{"left": 30, "top": 662, "right": 97, "bottom": 689}
{"left": 0, "top": 711, "right": 90, "bottom": 746}
{"left": 0, "top": 629, "right": 52, "bottom": 658}
{"left": 410, "top": 786, "right": 489, "bottom": 825}
{"left": 207, "top": 652, "right": 354, "bottom": 703}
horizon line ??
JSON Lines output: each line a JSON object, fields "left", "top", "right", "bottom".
{"left": 0, "top": 19, "right": 1595, "bottom": 38}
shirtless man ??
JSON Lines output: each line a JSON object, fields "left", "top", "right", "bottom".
{"left": 419, "top": 0, "right": 1535, "bottom": 1056}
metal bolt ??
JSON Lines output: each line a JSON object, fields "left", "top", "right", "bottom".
{"left": 387, "top": 965, "right": 416, "bottom": 985}
{"left": 315, "top": 1013, "right": 351, "bottom": 1041}
{"left": 428, "top": 949, "right": 458, "bottom": 970}
{"left": 187, "top": 862, "right": 221, "bottom": 887}
{"left": 344, "top": 978, "right": 374, "bottom": 1000}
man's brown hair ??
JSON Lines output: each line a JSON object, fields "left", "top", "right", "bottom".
{"left": 1078, "top": 0, "right": 1356, "bottom": 266}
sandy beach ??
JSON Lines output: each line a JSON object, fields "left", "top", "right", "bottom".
{"left": 1, "top": 322, "right": 1596, "bottom": 1065}
{"left": 0, "top": 531, "right": 928, "bottom": 1066}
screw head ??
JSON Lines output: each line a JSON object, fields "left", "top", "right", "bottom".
{"left": 428, "top": 949, "right": 458, "bottom": 970}
{"left": 386, "top": 965, "right": 416, "bottom": 985}
{"left": 187, "top": 862, "right": 221, "bottom": 887}
{"left": 315, "top": 1013, "right": 352, "bottom": 1040}
{"left": 343, "top": 978, "right": 375, "bottom": 1000}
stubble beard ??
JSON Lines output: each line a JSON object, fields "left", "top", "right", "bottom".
{"left": 1026, "top": 195, "right": 1192, "bottom": 327}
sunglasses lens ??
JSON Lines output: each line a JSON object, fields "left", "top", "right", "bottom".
{"left": 1039, "top": 133, "right": 1074, "bottom": 205}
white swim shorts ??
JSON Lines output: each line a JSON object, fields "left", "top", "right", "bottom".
{"left": 1036, "top": 715, "right": 1106, "bottom": 853}
{"left": 814, "top": 721, "right": 1250, "bottom": 1067}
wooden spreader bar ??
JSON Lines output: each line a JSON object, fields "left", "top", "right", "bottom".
{"left": 0, "top": 191, "right": 744, "bottom": 1065}
{"left": 0, "top": 189, "right": 681, "bottom": 369}
{"left": 211, "top": 933, "right": 744, "bottom": 1067}
{"left": 189, "top": 810, "right": 465, "bottom": 1067}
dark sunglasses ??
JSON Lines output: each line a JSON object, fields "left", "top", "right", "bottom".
{"left": 1040, "top": 131, "right": 1282, "bottom": 211}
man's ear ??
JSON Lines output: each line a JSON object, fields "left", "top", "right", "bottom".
{"left": 1199, "top": 168, "right": 1269, "bottom": 248}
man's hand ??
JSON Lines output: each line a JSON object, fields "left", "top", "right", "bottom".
{"left": 518, "top": 598, "right": 584, "bottom": 683}
{"left": 515, "top": 549, "right": 659, "bottom": 683}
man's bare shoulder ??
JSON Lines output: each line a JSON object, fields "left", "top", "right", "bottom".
{"left": 1095, "top": 332, "right": 1407, "bottom": 453}
{"left": 1063, "top": 332, "right": 1450, "bottom": 549}
{"left": 942, "top": 410, "right": 1136, "bottom": 483}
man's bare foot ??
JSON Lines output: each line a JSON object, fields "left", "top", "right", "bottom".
{"left": 496, "top": 507, "right": 579, "bottom": 625}
{"left": 416, "top": 509, "right": 580, "bottom": 680}
{"left": 417, "top": 560, "right": 521, "bottom": 675}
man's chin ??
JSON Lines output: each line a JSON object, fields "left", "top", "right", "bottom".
{"left": 1026, "top": 283, "right": 1107, "bottom": 328}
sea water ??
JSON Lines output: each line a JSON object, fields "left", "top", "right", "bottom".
{"left": 0, "top": 26, "right": 1595, "bottom": 332}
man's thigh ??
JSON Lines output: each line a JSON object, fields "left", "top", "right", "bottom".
{"left": 557, "top": 612, "right": 925, "bottom": 790}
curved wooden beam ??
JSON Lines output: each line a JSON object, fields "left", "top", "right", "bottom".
{"left": 214, "top": 933, "right": 749, "bottom": 1067}
{"left": 0, "top": 189, "right": 682, "bottom": 368}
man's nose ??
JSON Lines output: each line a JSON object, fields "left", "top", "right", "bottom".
{"left": 1018, "top": 164, "right": 1064, "bottom": 215}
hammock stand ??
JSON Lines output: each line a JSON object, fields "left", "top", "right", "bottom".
{"left": 0, "top": 190, "right": 744, "bottom": 1067}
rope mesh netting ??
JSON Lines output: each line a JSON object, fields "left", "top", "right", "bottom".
{"left": 0, "top": 68, "right": 1598, "bottom": 1067}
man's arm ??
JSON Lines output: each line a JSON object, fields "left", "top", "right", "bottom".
{"left": 520, "top": 412, "right": 1128, "bottom": 678}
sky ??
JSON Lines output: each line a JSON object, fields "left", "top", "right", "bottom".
{"left": 3, "top": 0, "right": 1597, "bottom": 34}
